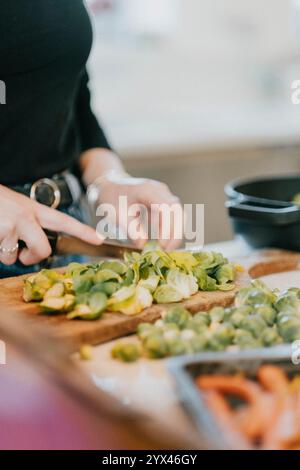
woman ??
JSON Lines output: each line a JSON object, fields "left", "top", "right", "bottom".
{"left": 0, "top": 0, "right": 181, "bottom": 278}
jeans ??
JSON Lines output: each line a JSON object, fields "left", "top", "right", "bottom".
{"left": 0, "top": 198, "right": 90, "bottom": 278}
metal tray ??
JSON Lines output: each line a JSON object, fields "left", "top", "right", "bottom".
{"left": 168, "top": 345, "right": 299, "bottom": 449}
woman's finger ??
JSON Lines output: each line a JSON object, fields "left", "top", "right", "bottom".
{"left": 149, "top": 200, "right": 184, "bottom": 250}
{"left": 17, "top": 217, "right": 52, "bottom": 265}
{"left": 0, "top": 229, "right": 19, "bottom": 265}
{"left": 35, "top": 203, "right": 104, "bottom": 245}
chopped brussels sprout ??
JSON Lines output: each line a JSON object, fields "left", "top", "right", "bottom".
{"left": 166, "top": 269, "right": 198, "bottom": 299}
{"left": 209, "top": 306, "right": 225, "bottom": 323}
{"left": 193, "top": 312, "right": 210, "bottom": 327}
{"left": 108, "top": 285, "right": 152, "bottom": 315}
{"left": 111, "top": 342, "right": 140, "bottom": 362}
{"left": 88, "top": 292, "right": 107, "bottom": 315}
{"left": 153, "top": 285, "right": 183, "bottom": 303}
{"left": 23, "top": 272, "right": 54, "bottom": 302}
{"left": 166, "top": 338, "right": 190, "bottom": 356}
{"left": 240, "top": 314, "right": 268, "bottom": 339}
{"left": 143, "top": 334, "right": 168, "bottom": 358}
{"left": 67, "top": 303, "right": 101, "bottom": 320}
{"left": 99, "top": 260, "right": 127, "bottom": 275}
{"left": 168, "top": 252, "right": 198, "bottom": 271}
{"left": 277, "top": 315, "right": 300, "bottom": 342}
{"left": 163, "top": 306, "right": 190, "bottom": 329}
{"left": 24, "top": 244, "right": 239, "bottom": 323}
{"left": 138, "top": 273, "right": 160, "bottom": 293}
{"left": 190, "top": 334, "right": 208, "bottom": 353}
{"left": 137, "top": 323, "right": 156, "bottom": 340}
{"left": 208, "top": 323, "right": 235, "bottom": 350}
{"left": 79, "top": 344, "right": 93, "bottom": 361}
{"left": 44, "top": 282, "right": 65, "bottom": 299}
{"left": 255, "top": 305, "right": 277, "bottom": 326}
{"left": 215, "top": 263, "right": 235, "bottom": 285}
{"left": 261, "top": 327, "right": 282, "bottom": 346}
{"left": 94, "top": 269, "right": 122, "bottom": 283}
{"left": 40, "top": 296, "right": 67, "bottom": 313}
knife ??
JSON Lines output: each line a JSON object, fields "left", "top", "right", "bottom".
{"left": 46, "top": 231, "right": 141, "bottom": 259}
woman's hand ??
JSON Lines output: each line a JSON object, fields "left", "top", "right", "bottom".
{"left": 92, "top": 171, "right": 184, "bottom": 250}
{"left": 0, "top": 185, "right": 102, "bottom": 266}
{"left": 80, "top": 149, "right": 184, "bottom": 250}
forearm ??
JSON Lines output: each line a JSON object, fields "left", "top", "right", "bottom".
{"left": 79, "top": 148, "right": 127, "bottom": 187}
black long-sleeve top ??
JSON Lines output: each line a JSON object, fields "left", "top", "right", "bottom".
{"left": 0, "top": 0, "right": 111, "bottom": 185}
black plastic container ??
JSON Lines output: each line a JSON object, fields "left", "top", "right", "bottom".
{"left": 225, "top": 174, "right": 300, "bottom": 250}
{"left": 168, "top": 346, "right": 295, "bottom": 449}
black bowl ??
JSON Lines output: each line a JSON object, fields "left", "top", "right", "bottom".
{"left": 225, "top": 174, "right": 300, "bottom": 251}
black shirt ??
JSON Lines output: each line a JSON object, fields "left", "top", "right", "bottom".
{"left": 0, "top": 0, "right": 110, "bottom": 185}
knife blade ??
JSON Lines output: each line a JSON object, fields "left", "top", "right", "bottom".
{"left": 54, "top": 233, "right": 141, "bottom": 259}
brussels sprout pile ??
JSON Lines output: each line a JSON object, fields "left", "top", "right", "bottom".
{"left": 111, "top": 280, "right": 300, "bottom": 362}
{"left": 23, "top": 246, "right": 237, "bottom": 319}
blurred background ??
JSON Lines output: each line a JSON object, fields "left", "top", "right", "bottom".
{"left": 86, "top": 0, "right": 300, "bottom": 243}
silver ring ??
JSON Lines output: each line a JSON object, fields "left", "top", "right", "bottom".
{"left": 0, "top": 242, "right": 19, "bottom": 254}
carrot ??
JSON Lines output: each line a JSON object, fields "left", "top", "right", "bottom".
{"left": 197, "top": 375, "right": 262, "bottom": 402}
{"left": 237, "top": 392, "right": 277, "bottom": 441}
{"left": 261, "top": 395, "right": 298, "bottom": 450}
{"left": 203, "top": 390, "right": 251, "bottom": 449}
{"left": 257, "top": 365, "right": 289, "bottom": 396}
{"left": 197, "top": 374, "right": 267, "bottom": 441}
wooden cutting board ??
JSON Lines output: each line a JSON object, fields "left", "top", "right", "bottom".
{"left": 0, "top": 250, "right": 299, "bottom": 350}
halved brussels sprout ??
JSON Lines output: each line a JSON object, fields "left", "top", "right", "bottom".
{"left": 163, "top": 306, "right": 190, "bottom": 329}
{"left": 143, "top": 334, "right": 168, "bottom": 358}
{"left": 23, "top": 272, "right": 54, "bottom": 302}
{"left": 153, "top": 285, "right": 183, "bottom": 303}
{"left": 208, "top": 323, "right": 235, "bottom": 350}
{"left": 111, "top": 341, "right": 140, "bottom": 362}
{"left": 73, "top": 273, "right": 94, "bottom": 294}
{"left": 215, "top": 263, "right": 235, "bottom": 285}
{"left": 168, "top": 252, "right": 198, "bottom": 271}
{"left": 166, "top": 337, "right": 190, "bottom": 356}
{"left": 138, "top": 273, "right": 160, "bottom": 293}
{"left": 166, "top": 269, "right": 198, "bottom": 299}
{"left": 44, "top": 282, "right": 65, "bottom": 299}
{"left": 98, "top": 260, "right": 127, "bottom": 275}
{"left": 94, "top": 269, "right": 122, "bottom": 283}
{"left": 240, "top": 314, "right": 267, "bottom": 339}
{"left": 277, "top": 315, "right": 300, "bottom": 342}
{"left": 261, "top": 327, "right": 282, "bottom": 346}
{"left": 40, "top": 294, "right": 75, "bottom": 313}
{"left": 108, "top": 285, "right": 152, "bottom": 315}
{"left": 209, "top": 306, "right": 225, "bottom": 323}
{"left": 255, "top": 305, "right": 277, "bottom": 326}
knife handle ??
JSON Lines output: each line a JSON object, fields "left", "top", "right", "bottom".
{"left": 44, "top": 230, "right": 59, "bottom": 254}
{"left": 18, "top": 230, "right": 59, "bottom": 255}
